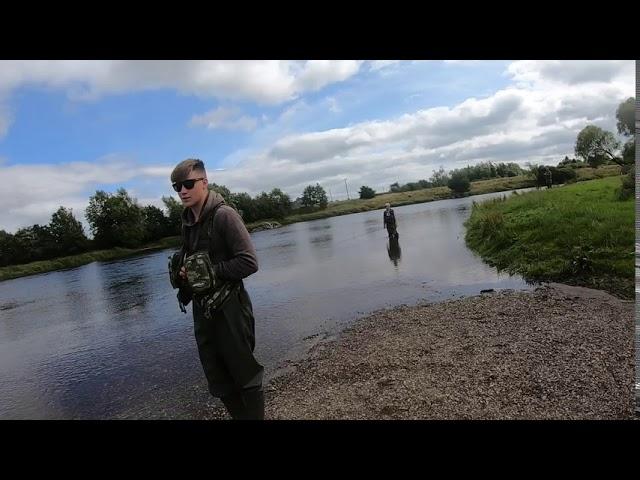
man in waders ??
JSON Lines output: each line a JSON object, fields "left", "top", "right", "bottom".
{"left": 543, "top": 166, "right": 552, "bottom": 189}
{"left": 167, "top": 158, "right": 264, "bottom": 420}
{"left": 383, "top": 203, "right": 398, "bottom": 239}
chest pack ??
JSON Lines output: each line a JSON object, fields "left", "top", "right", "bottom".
{"left": 168, "top": 204, "right": 240, "bottom": 318}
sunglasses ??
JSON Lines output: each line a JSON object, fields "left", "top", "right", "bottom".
{"left": 172, "top": 177, "right": 205, "bottom": 192}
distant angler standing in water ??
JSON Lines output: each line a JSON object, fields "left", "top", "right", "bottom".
{"left": 383, "top": 203, "right": 399, "bottom": 239}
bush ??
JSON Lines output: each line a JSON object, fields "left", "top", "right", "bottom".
{"left": 359, "top": 185, "right": 376, "bottom": 199}
{"left": 448, "top": 172, "right": 471, "bottom": 195}
{"left": 617, "top": 170, "right": 635, "bottom": 200}
{"left": 535, "top": 165, "right": 577, "bottom": 187}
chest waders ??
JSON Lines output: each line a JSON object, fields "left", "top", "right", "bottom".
{"left": 173, "top": 204, "right": 265, "bottom": 419}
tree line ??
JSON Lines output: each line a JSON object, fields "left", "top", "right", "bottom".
{"left": 0, "top": 182, "right": 332, "bottom": 267}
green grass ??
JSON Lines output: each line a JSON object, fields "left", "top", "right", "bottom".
{"left": 574, "top": 164, "right": 622, "bottom": 181}
{"left": 0, "top": 236, "right": 181, "bottom": 282}
{"left": 464, "top": 175, "right": 634, "bottom": 298}
{"left": 468, "top": 175, "right": 536, "bottom": 194}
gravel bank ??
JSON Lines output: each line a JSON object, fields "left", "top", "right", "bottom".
{"left": 209, "top": 283, "right": 636, "bottom": 420}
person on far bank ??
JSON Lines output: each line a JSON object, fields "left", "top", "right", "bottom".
{"left": 383, "top": 203, "right": 398, "bottom": 239}
{"left": 544, "top": 167, "right": 553, "bottom": 189}
{"left": 167, "top": 158, "right": 264, "bottom": 420}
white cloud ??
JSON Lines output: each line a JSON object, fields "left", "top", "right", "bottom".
{"left": 0, "top": 60, "right": 365, "bottom": 140}
{"left": 0, "top": 155, "right": 173, "bottom": 233}
{"left": 189, "top": 106, "right": 258, "bottom": 131}
{"left": 0, "top": 60, "right": 364, "bottom": 106}
{"left": 292, "top": 60, "right": 362, "bottom": 92}
{"left": 138, "top": 165, "right": 173, "bottom": 178}
{"left": 278, "top": 100, "right": 310, "bottom": 122}
{"left": 506, "top": 60, "right": 634, "bottom": 87}
{"left": 369, "top": 60, "right": 401, "bottom": 71}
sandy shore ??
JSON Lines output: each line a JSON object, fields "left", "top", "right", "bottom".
{"left": 208, "top": 283, "right": 636, "bottom": 420}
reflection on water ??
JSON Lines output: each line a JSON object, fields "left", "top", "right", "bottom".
{"left": 308, "top": 222, "right": 332, "bottom": 232}
{"left": 1, "top": 189, "right": 541, "bottom": 419}
{"left": 387, "top": 237, "right": 402, "bottom": 268}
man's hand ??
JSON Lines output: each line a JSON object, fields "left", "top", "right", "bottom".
{"left": 179, "top": 266, "right": 187, "bottom": 279}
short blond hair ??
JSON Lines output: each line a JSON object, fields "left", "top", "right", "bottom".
{"left": 171, "top": 158, "right": 206, "bottom": 183}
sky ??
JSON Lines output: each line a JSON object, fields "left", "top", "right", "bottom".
{"left": 0, "top": 60, "right": 634, "bottom": 233}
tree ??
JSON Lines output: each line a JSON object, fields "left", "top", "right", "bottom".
{"left": 616, "top": 97, "right": 635, "bottom": 137}
{"left": 430, "top": 166, "right": 450, "bottom": 187}
{"left": 613, "top": 97, "right": 636, "bottom": 186}
{"left": 0, "top": 209, "right": 88, "bottom": 266}
{"left": 622, "top": 140, "right": 635, "bottom": 166}
{"left": 253, "top": 188, "right": 292, "bottom": 219}
{"left": 301, "top": 184, "right": 328, "bottom": 209}
{"left": 617, "top": 169, "right": 635, "bottom": 200}
{"left": 447, "top": 171, "right": 470, "bottom": 195}
{"left": 208, "top": 183, "right": 242, "bottom": 212}
{"left": 48, "top": 206, "right": 88, "bottom": 255}
{"left": 208, "top": 183, "right": 232, "bottom": 199}
{"left": 489, "top": 162, "right": 497, "bottom": 178}
{"left": 504, "top": 162, "right": 524, "bottom": 177}
{"left": 0, "top": 230, "right": 19, "bottom": 267}
{"left": 142, "top": 205, "right": 170, "bottom": 242}
{"left": 359, "top": 185, "right": 376, "bottom": 199}
{"left": 11, "top": 224, "right": 56, "bottom": 263}
{"left": 534, "top": 165, "right": 577, "bottom": 188}
{"left": 614, "top": 98, "right": 636, "bottom": 172}
{"left": 233, "top": 192, "right": 258, "bottom": 222}
{"left": 389, "top": 182, "right": 401, "bottom": 193}
{"left": 86, "top": 188, "right": 146, "bottom": 248}
{"left": 558, "top": 156, "right": 582, "bottom": 168}
{"left": 10, "top": 228, "right": 37, "bottom": 264}
{"left": 575, "top": 125, "right": 620, "bottom": 167}
{"left": 253, "top": 192, "right": 273, "bottom": 219}
{"left": 162, "top": 196, "right": 183, "bottom": 236}
{"left": 524, "top": 162, "right": 539, "bottom": 179}
{"left": 268, "top": 188, "right": 292, "bottom": 218}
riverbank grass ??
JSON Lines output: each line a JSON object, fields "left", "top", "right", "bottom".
{"left": 464, "top": 176, "right": 634, "bottom": 298}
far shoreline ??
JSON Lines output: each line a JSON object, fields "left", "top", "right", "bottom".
{"left": 0, "top": 166, "right": 622, "bottom": 283}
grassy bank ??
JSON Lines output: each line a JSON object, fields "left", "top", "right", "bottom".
{"left": 0, "top": 236, "right": 181, "bottom": 282}
{"left": 464, "top": 175, "right": 634, "bottom": 298}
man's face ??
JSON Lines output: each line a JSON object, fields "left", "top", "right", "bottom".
{"left": 174, "top": 170, "right": 208, "bottom": 208}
